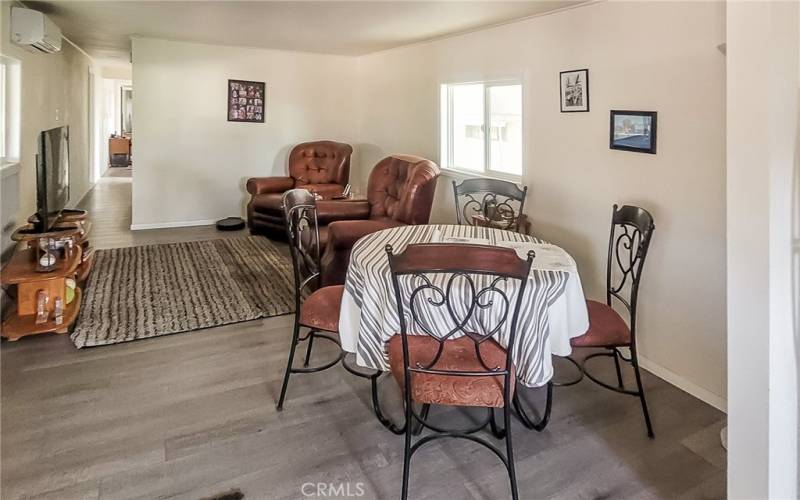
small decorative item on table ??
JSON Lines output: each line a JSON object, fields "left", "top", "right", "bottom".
{"left": 471, "top": 212, "right": 531, "bottom": 234}
{"left": 331, "top": 184, "right": 352, "bottom": 200}
{"left": 35, "top": 290, "right": 50, "bottom": 324}
{"left": 610, "top": 110, "right": 657, "bottom": 154}
{"left": 35, "top": 235, "right": 59, "bottom": 271}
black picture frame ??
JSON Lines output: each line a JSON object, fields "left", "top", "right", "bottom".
{"left": 227, "top": 79, "right": 265, "bottom": 123}
{"left": 609, "top": 110, "right": 657, "bottom": 154}
{"left": 559, "top": 68, "right": 589, "bottom": 112}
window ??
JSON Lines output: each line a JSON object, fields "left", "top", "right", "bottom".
{"left": 0, "top": 56, "right": 20, "bottom": 165}
{"left": 0, "top": 61, "right": 7, "bottom": 161}
{"left": 440, "top": 81, "right": 523, "bottom": 178}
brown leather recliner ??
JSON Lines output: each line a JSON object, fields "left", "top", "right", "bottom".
{"left": 247, "top": 140, "right": 353, "bottom": 236}
{"left": 320, "top": 154, "right": 441, "bottom": 286}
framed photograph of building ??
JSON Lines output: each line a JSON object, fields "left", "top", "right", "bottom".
{"left": 559, "top": 69, "right": 589, "bottom": 112}
{"left": 609, "top": 110, "right": 657, "bottom": 154}
{"left": 227, "top": 79, "right": 265, "bottom": 123}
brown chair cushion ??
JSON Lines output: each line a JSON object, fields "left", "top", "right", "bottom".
{"left": 327, "top": 218, "right": 407, "bottom": 250}
{"left": 251, "top": 193, "right": 284, "bottom": 213}
{"left": 316, "top": 200, "right": 372, "bottom": 224}
{"left": 318, "top": 218, "right": 408, "bottom": 287}
{"left": 289, "top": 141, "right": 352, "bottom": 186}
{"left": 299, "top": 285, "right": 344, "bottom": 333}
{"left": 252, "top": 186, "right": 353, "bottom": 216}
{"left": 246, "top": 176, "right": 295, "bottom": 195}
{"left": 318, "top": 226, "right": 329, "bottom": 249}
{"left": 246, "top": 141, "right": 352, "bottom": 235}
{"left": 366, "top": 155, "right": 440, "bottom": 224}
{"left": 570, "top": 300, "right": 631, "bottom": 348}
{"left": 250, "top": 194, "right": 329, "bottom": 245}
{"left": 388, "top": 335, "right": 514, "bottom": 408}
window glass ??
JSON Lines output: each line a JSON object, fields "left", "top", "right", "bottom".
{"left": 441, "top": 81, "right": 522, "bottom": 178}
{"left": 450, "top": 84, "right": 484, "bottom": 172}
{"left": 488, "top": 85, "right": 522, "bottom": 175}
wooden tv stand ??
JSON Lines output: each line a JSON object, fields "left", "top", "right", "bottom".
{"left": 1, "top": 210, "right": 93, "bottom": 341}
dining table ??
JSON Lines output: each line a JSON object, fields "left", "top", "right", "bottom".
{"left": 338, "top": 224, "right": 590, "bottom": 388}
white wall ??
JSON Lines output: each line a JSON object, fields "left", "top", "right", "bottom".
{"left": 727, "top": 1, "right": 799, "bottom": 498}
{"left": 130, "top": 37, "right": 359, "bottom": 229}
{"left": 100, "top": 62, "right": 132, "bottom": 81}
{"left": 356, "top": 1, "right": 728, "bottom": 407}
{"left": 0, "top": 2, "right": 100, "bottom": 223}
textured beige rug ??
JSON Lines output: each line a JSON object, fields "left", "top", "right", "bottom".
{"left": 71, "top": 237, "right": 294, "bottom": 348}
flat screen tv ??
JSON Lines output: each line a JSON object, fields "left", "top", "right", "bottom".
{"left": 36, "top": 126, "right": 70, "bottom": 232}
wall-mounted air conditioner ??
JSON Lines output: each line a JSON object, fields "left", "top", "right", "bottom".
{"left": 10, "top": 7, "right": 62, "bottom": 54}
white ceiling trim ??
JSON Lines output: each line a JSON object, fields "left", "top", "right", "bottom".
{"left": 26, "top": 0, "right": 592, "bottom": 65}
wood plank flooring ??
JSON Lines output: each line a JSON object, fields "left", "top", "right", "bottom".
{"left": 1, "top": 170, "right": 726, "bottom": 499}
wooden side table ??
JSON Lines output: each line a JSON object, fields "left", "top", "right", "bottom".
{"left": 1, "top": 246, "right": 83, "bottom": 341}
{"left": 2, "top": 210, "right": 93, "bottom": 341}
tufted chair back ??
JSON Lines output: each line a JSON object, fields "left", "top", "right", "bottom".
{"left": 288, "top": 141, "right": 353, "bottom": 187}
{"left": 367, "top": 155, "right": 441, "bottom": 225}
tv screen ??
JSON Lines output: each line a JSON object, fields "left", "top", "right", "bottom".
{"left": 36, "top": 126, "right": 70, "bottom": 232}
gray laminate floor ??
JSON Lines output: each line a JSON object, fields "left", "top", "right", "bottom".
{"left": 1, "top": 170, "right": 726, "bottom": 500}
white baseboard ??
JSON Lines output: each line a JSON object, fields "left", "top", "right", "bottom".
{"left": 130, "top": 219, "right": 217, "bottom": 231}
{"left": 639, "top": 355, "right": 727, "bottom": 413}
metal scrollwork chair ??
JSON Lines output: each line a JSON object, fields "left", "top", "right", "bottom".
{"left": 386, "top": 243, "right": 535, "bottom": 500}
{"left": 452, "top": 178, "right": 528, "bottom": 233}
{"left": 276, "top": 189, "right": 346, "bottom": 411}
{"left": 568, "top": 204, "right": 656, "bottom": 437}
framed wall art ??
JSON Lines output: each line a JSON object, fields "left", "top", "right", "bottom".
{"left": 228, "top": 79, "right": 265, "bottom": 123}
{"left": 559, "top": 69, "right": 589, "bottom": 112}
{"left": 609, "top": 110, "right": 657, "bottom": 154}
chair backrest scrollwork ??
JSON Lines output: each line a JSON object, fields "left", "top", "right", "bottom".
{"left": 282, "top": 189, "right": 322, "bottom": 308}
{"left": 386, "top": 243, "right": 533, "bottom": 382}
{"left": 452, "top": 178, "right": 528, "bottom": 232}
{"left": 605, "top": 204, "right": 655, "bottom": 337}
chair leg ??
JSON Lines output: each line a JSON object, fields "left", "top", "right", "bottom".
{"left": 489, "top": 408, "right": 506, "bottom": 439}
{"left": 303, "top": 331, "right": 315, "bottom": 367}
{"left": 504, "top": 406, "right": 519, "bottom": 500}
{"left": 538, "top": 382, "right": 554, "bottom": 431}
{"left": 512, "top": 382, "right": 552, "bottom": 432}
{"left": 413, "top": 404, "right": 430, "bottom": 436}
{"left": 401, "top": 397, "right": 413, "bottom": 500}
{"left": 631, "top": 347, "right": 655, "bottom": 438}
{"left": 276, "top": 321, "right": 302, "bottom": 411}
{"left": 612, "top": 348, "right": 624, "bottom": 388}
{"left": 368, "top": 372, "right": 406, "bottom": 435}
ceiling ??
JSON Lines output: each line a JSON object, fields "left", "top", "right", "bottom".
{"left": 26, "top": 1, "right": 584, "bottom": 64}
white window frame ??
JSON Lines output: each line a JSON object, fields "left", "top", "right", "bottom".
{"left": 440, "top": 79, "right": 524, "bottom": 182}
{"left": 0, "top": 62, "right": 6, "bottom": 161}
{"left": 0, "top": 55, "right": 21, "bottom": 168}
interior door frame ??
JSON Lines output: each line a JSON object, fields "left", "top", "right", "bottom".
{"left": 87, "top": 67, "right": 97, "bottom": 184}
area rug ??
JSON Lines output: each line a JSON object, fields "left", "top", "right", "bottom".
{"left": 71, "top": 237, "right": 294, "bottom": 347}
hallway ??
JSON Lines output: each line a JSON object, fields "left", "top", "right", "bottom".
{"left": 78, "top": 167, "right": 241, "bottom": 249}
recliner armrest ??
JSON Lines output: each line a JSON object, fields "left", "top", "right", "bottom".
{"left": 327, "top": 219, "right": 407, "bottom": 250}
{"left": 320, "top": 218, "right": 408, "bottom": 286}
{"left": 246, "top": 176, "right": 295, "bottom": 195}
{"left": 316, "top": 200, "right": 371, "bottom": 225}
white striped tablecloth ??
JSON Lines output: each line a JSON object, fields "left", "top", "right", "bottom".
{"left": 339, "top": 224, "right": 589, "bottom": 387}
